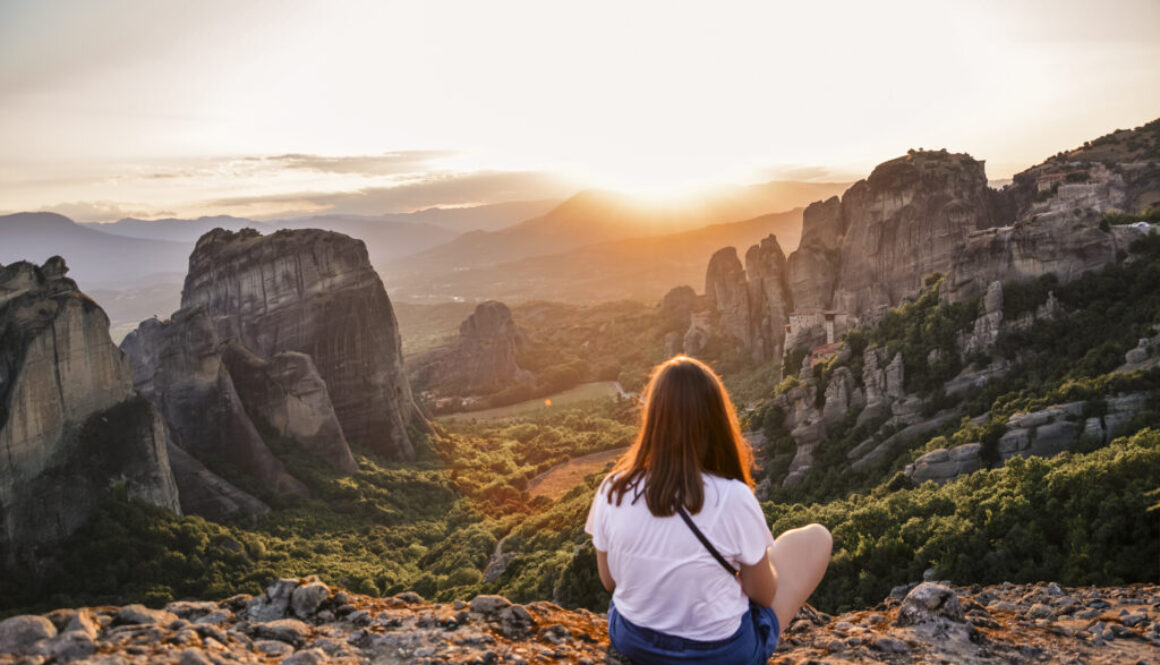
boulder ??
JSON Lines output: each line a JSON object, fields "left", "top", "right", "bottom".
{"left": 0, "top": 615, "right": 56, "bottom": 654}
{"left": 897, "top": 583, "right": 965, "bottom": 626}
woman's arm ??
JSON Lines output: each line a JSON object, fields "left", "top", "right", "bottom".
{"left": 739, "top": 547, "right": 778, "bottom": 607}
{"left": 596, "top": 549, "right": 616, "bottom": 593}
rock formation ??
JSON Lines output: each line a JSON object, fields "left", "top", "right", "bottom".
{"left": 786, "top": 197, "right": 843, "bottom": 312}
{"left": 830, "top": 150, "right": 1000, "bottom": 314}
{"left": 181, "top": 228, "right": 424, "bottom": 461}
{"left": 1, "top": 577, "right": 1155, "bottom": 665}
{"left": 745, "top": 237, "right": 794, "bottom": 364}
{"left": 222, "top": 344, "right": 357, "bottom": 475}
{"left": 409, "top": 301, "right": 533, "bottom": 395}
{"left": 704, "top": 246, "right": 752, "bottom": 349}
{"left": 0, "top": 258, "right": 179, "bottom": 566}
{"left": 122, "top": 227, "right": 422, "bottom": 516}
{"left": 121, "top": 310, "right": 310, "bottom": 506}
{"left": 693, "top": 236, "right": 794, "bottom": 363}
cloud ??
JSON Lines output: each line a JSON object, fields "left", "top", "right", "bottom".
{"left": 261, "top": 151, "right": 455, "bottom": 176}
{"left": 40, "top": 200, "right": 175, "bottom": 223}
{"left": 208, "top": 170, "right": 577, "bottom": 217}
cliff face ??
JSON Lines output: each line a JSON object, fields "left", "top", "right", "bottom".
{"left": 181, "top": 228, "right": 423, "bottom": 461}
{"left": 120, "top": 309, "right": 309, "bottom": 516}
{"left": 0, "top": 258, "right": 179, "bottom": 565}
{"left": 829, "top": 151, "right": 999, "bottom": 314}
{"left": 691, "top": 120, "right": 1160, "bottom": 364}
{"left": 409, "top": 301, "right": 533, "bottom": 396}
{"left": 698, "top": 237, "right": 793, "bottom": 363}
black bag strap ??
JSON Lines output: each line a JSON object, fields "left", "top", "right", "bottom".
{"left": 675, "top": 505, "right": 739, "bottom": 578}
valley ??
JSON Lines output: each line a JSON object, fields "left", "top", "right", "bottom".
{"left": 1, "top": 117, "right": 1159, "bottom": 665}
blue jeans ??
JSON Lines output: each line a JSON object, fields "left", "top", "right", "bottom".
{"left": 608, "top": 600, "right": 779, "bottom": 665}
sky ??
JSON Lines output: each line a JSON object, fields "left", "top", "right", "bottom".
{"left": 1, "top": 0, "right": 1158, "bottom": 221}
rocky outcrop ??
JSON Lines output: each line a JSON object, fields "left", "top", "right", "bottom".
{"left": 704, "top": 246, "right": 752, "bottom": 349}
{"left": 181, "top": 228, "right": 424, "bottom": 461}
{"left": 745, "top": 237, "right": 794, "bottom": 363}
{"left": 787, "top": 197, "right": 843, "bottom": 312}
{"left": 830, "top": 151, "right": 1000, "bottom": 314}
{"left": 697, "top": 236, "right": 794, "bottom": 363}
{"left": 0, "top": 258, "right": 179, "bottom": 566}
{"left": 942, "top": 209, "right": 1131, "bottom": 304}
{"left": 959, "top": 281, "right": 1004, "bottom": 356}
{"left": 409, "top": 301, "right": 533, "bottom": 396}
{"left": 222, "top": 344, "right": 357, "bottom": 475}
{"left": 121, "top": 310, "right": 310, "bottom": 511}
{"left": 2, "top": 578, "right": 1155, "bottom": 665}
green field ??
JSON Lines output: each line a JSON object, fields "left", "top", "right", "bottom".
{"left": 438, "top": 381, "right": 626, "bottom": 422}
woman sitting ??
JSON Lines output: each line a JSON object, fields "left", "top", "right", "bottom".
{"left": 586, "top": 355, "right": 832, "bottom": 665}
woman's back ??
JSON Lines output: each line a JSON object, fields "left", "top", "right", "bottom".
{"left": 586, "top": 472, "right": 774, "bottom": 641}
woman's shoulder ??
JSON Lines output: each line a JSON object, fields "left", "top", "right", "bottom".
{"left": 703, "top": 473, "right": 756, "bottom": 500}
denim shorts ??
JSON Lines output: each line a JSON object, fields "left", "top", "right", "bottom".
{"left": 608, "top": 600, "right": 779, "bottom": 665}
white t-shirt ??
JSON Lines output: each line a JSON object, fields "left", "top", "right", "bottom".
{"left": 585, "top": 472, "right": 775, "bottom": 641}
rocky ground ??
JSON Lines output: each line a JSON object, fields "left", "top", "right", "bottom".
{"left": 1, "top": 578, "right": 1157, "bottom": 665}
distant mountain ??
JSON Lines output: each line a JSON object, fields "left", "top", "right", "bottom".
{"left": 373, "top": 199, "right": 563, "bottom": 233}
{"left": 382, "top": 181, "right": 849, "bottom": 280}
{"left": 84, "top": 201, "right": 560, "bottom": 269}
{"left": 0, "top": 212, "right": 191, "bottom": 287}
{"left": 386, "top": 208, "right": 805, "bottom": 303}
{"left": 81, "top": 215, "right": 268, "bottom": 242}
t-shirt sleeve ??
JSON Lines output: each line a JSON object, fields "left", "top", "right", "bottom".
{"left": 721, "top": 481, "right": 776, "bottom": 566}
{"left": 584, "top": 479, "right": 608, "bottom": 551}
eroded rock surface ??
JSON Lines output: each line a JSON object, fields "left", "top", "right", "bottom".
{"left": 409, "top": 301, "right": 533, "bottom": 396}
{"left": 0, "top": 258, "right": 179, "bottom": 565}
{"left": 2, "top": 578, "right": 1156, "bottom": 665}
{"left": 181, "top": 228, "right": 424, "bottom": 461}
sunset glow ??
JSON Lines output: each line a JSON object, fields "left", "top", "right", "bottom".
{"left": 1, "top": 0, "right": 1158, "bottom": 220}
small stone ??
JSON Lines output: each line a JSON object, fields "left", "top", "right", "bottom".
{"left": 45, "top": 630, "right": 96, "bottom": 661}
{"left": 470, "top": 595, "right": 512, "bottom": 616}
{"left": 219, "top": 594, "right": 252, "bottom": 612}
{"left": 0, "top": 615, "right": 58, "bottom": 654}
{"left": 347, "top": 610, "right": 371, "bottom": 625}
{"left": 165, "top": 602, "right": 219, "bottom": 621}
{"left": 291, "top": 581, "right": 331, "bottom": 619}
{"left": 65, "top": 610, "right": 100, "bottom": 639}
{"left": 284, "top": 648, "right": 329, "bottom": 665}
{"left": 254, "top": 639, "right": 295, "bottom": 657}
{"left": 395, "top": 591, "right": 424, "bottom": 604}
{"left": 179, "top": 649, "right": 213, "bottom": 665}
{"left": 871, "top": 637, "right": 910, "bottom": 653}
{"left": 193, "top": 610, "right": 231, "bottom": 625}
{"left": 538, "top": 624, "right": 571, "bottom": 645}
{"left": 252, "top": 618, "right": 310, "bottom": 647}
{"left": 1045, "top": 582, "right": 1065, "bottom": 596}
{"left": 497, "top": 605, "right": 535, "bottom": 640}
{"left": 317, "top": 610, "right": 335, "bottom": 622}
{"left": 170, "top": 628, "right": 201, "bottom": 647}
{"left": 115, "top": 605, "right": 178, "bottom": 626}
{"left": 453, "top": 600, "right": 468, "bottom": 611}
{"left": 1028, "top": 603, "right": 1055, "bottom": 619}
{"left": 1124, "top": 614, "right": 1148, "bottom": 627}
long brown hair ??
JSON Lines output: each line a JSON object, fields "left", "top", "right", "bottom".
{"left": 606, "top": 355, "right": 754, "bottom": 516}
